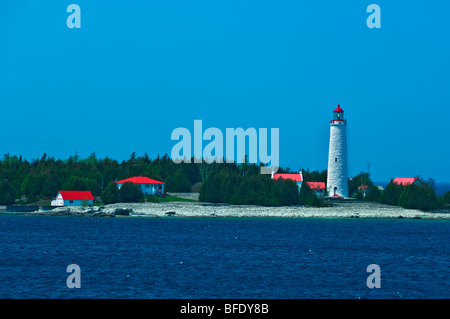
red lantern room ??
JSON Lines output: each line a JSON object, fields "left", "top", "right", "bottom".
{"left": 331, "top": 105, "right": 346, "bottom": 124}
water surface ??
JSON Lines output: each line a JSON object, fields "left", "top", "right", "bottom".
{"left": 0, "top": 215, "right": 448, "bottom": 298}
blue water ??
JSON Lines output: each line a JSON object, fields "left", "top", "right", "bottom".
{"left": 0, "top": 215, "right": 449, "bottom": 299}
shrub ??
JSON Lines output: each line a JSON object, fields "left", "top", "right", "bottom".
{"left": 364, "top": 185, "right": 382, "bottom": 202}
{"left": 299, "top": 182, "right": 320, "bottom": 206}
{"left": 444, "top": 191, "right": 450, "bottom": 204}
{"left": 0, "top": 180, "right": 15, "bottom": 205}
{"left": 379, "top": 181, "right": 404, "bottom": 205}
{"left": 118, "top": 182, "right": 144, "bottom": 203}
{"left": 100, "top": 181, "right": 120, "bottom": 204}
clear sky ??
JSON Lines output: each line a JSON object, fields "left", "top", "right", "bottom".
{"left": 0, "top": 1, "right": 449, "bottom": 182}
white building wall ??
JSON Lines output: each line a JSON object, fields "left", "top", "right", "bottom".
{"left": 51, "top": 193, "right": 64, "bottom": 206}
{"left": 117, "top": 183, "right": 165, "bottom": 196}
{"left": 327, "top": 122, "right": 349, "bottom": 197}
{"left": 64, "top": 200, "right": 94, "bottom": 206}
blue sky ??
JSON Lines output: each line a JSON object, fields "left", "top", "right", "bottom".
{"left": 0, "top": 1, "right": 449, "bottom": 182}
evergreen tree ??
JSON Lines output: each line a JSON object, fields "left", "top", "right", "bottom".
{"left": 63, "top": 176, "right": 88, "bottom": 191}
{"left": 299, "top": 182, "right": 320, "bottom": 206}
{"left": 118, "top": 182, "right": 144, "bottom": 203}
{"left": 101, "top": 181, "right": 120, "bottom": 204}
{"left": 0, "top": 180, "right": 15, "bottom": 205}
{"left": 379, "top": 181, "right": 404, "bottom": 205}
{"left": 364, "top": 185, "right": 382, "bottom": 202}
{"left": 443, "top": 191, "right": 450, "bottom": 204}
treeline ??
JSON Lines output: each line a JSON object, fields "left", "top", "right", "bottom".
{"left": 350, "top": 172, "right": 449, "bottom": 211}
{"left": 101, "top": 182, "right": 144, "bottom": 204}
{"left": 380, "top": 181, "right": 445, "bottom": 211}
{"left": 2, "top": 153, "right": 448, "bottom": 210}
{"left": 0, "top": 153, "right": 201, "bottom": 204}
{"left": 0, "top": 152, "right": 321, "bottom": 207}
{"left": 198, "top": 162, "right": 325, "bottom": 207}
{"left": 199, "top": 163, "right": 300, "bottom": 206}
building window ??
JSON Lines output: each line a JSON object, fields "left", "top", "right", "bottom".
{"left": 335, "top": 158, "right": 337, "bottom": 162}
{"left": 69, "top": 200, "right": 74, "bottom": 204}
{"left": 145, "top": 184, "right": 149, "bottom": 188}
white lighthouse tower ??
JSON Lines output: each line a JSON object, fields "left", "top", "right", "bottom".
{"left": 327, "top": 105, "right": 349, "bottom": 198}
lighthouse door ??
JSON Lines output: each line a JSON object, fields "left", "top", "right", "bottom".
{"left": 334, "top": 187, "right": 337, "bottom": 196}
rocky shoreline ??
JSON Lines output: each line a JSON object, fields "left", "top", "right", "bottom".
{"left": 5, "top": 200, "right": 449, "bottom": 219}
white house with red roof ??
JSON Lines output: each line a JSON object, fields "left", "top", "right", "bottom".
{"left": 272, "top": 172, "right": 327, "bottom": 196}
{"left": 272, "top": 172, "right": 303, "bottom": 191}
{"left": 392, "top": 178, "right": 422, "bottom": 186}
{"left": 116, "top": 176, "right": 165, "bottom": 196}
{"left": 306, "top": 182, "right": 326, "bottom": 197}
{"left": 51, "top": 191, "right": 94, "bottom": 207}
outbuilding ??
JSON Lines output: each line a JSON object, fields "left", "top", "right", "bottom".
{"left": 51, "top": 191, "right": 94, "bottom": 207}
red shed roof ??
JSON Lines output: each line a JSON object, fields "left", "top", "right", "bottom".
{"left": 306, "top": 182, "right": 326, "bottom": 190}
{"left": 59, "top": 191, "right": 94, "bottom": 201}
{"left": 333, "top": 105, "right": 344, "bottom": 113}
{"left": 392, "top": 178, "right": 417, "bottom": 186}
{"left": 273, "top": 173, "right": 303, "bottom": 182}
{"left": 116, "top": 176, "right": 165, "bottom": 185}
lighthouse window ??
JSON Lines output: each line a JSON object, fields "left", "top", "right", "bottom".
{"left": 335, "top": 158, "right": 337, "bottom": 162}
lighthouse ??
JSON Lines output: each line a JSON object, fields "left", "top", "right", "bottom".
{"left": 327, "top": 105, "right": 349, "bottom": 198}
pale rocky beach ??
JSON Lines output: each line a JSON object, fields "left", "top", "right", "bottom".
{"left": 30, "top": 192, "right": 450, "bottom": 219}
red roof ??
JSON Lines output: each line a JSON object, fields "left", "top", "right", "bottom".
{"left": 306, "top": 182, "right": 326, "bottom": 190}
{"left": 116, "top": 176, "right": 165, "bottom": 185}
{"left": 59, "top": 191, "right": 94, "bottom": 201}
{"left": 358, "top": 185, "right": 369, "bottom": 190}
{"left": 273, "top": 173, "right": 303, "bottom": 182}
{"left": 333, "top": 105, "right": 344, "bottom": 113}
{"left": 392, "top": 178, "right": 417, "bottom": 186}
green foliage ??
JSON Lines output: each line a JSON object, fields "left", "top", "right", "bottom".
{"left": 349, "top": 171, "right": 381, "bottom": 202}
{"left": 101, "top": 181, "right": 120, "bottom": 204}
{"left": 364, "top": 186, "right": 382, "bottom": 202}
{"left": 165, "top": 169, "right": 191, "bottom": 192}
{"left": 444, "top": 191, "right": 450, "bottom": 204}
{"left": 379, "top": 181, "right": 404, "bottom": 205}
{"left": 63, "top": 176, "right": 88, "bottom": 191}
{"left": 0, "top": 180, "right": 15, "bottom": 205}
{"left": 380, "top": 179, "right": 444, "bottom": 211}
{"left": 349, "top": 172, "right": 373, "bottom": 196}
{"left": 299, "top": 182, "right": 320, "bottom": 206}
{"left": 119, "top": 182, "right": 144, "bottom": 203}
{"left": 146, "top": 195, "right": 195, "bottom": 203}
{"left": 302, "top": 169, "right": 327, "bottom": 183}
{"left": 0, "top": 152, "right": 205, "bottom": 203}
{"left": 62, "top": 176, "right": 101, "bottom": 195}
{"left": 199, "top": 173, "right": 222, "bottom": 203}
{"left": 398, "top": 183, "right": 440, "bottom": 211}
{"left": 199, "top": 165, "right": 300, "bottom": 206}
